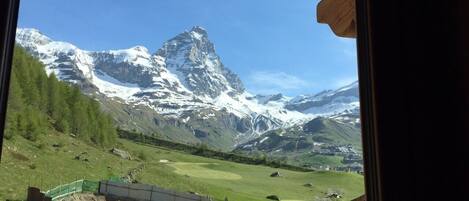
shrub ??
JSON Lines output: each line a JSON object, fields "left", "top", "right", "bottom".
{"left": 29, "top": 163, "right": 37, "bottom": 169}
{"left": 138, "top": 151, "right": 148, "bottom": 161}
{"left": 4, "top": 131, "right": 14, "bottom": 140}
{"left": 36, "top": 142, "right": 46, "bottom": 150}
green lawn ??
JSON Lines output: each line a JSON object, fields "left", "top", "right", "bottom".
{"left": 0, "top": 132, "right": 364, "bottom": 201}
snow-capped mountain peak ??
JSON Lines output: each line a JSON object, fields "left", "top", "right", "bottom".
{"left": 15, "top": 26, "right": 359, "bottom": 144}
{"left": 105, "top": 45, "right": 153, "bottom": 68}
{"left": 189, "top": 26, "right": 208, "bottom": 40}
{"left": 286, "top": 81, "right": 360, "bottom": 117}
{"left": 130, "top": 45, "right": 149, "bottom": 52}
{"left": 16, "top": 28, "right": 52, "bottom": 46}
{"left": 155, "top": 26, "right": 244, "bottom": 98}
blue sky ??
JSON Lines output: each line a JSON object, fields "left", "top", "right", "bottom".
{"left": 17, "top": 0, "right": 357, "bottom": 96}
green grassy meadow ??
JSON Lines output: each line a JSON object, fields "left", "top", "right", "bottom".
{"left": 0, "top": 132, "right": 364, "bottom": 201}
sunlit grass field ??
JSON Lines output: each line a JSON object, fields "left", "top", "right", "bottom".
{"left": 0, "top": 131, "right": 364, "bottom": 201}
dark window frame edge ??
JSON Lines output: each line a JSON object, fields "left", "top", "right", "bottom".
{"left": 0, "top": 0, "right": 20, "bottom": 161}
{"left": 356, "top": 0, "right": 383, "bottom": 200}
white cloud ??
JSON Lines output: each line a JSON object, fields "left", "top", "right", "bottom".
{"left": 246, "top": 71, "right": 315, "bottom": 95}
{"left": 336, "top": 37, "right": 357, "bottom": 61}
{"left": 337, "top": 37, "right": 356, "bottom": 44}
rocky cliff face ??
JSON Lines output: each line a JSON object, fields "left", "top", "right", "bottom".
{"left": 156, "top": 26, "right": 244, "bottom": 98}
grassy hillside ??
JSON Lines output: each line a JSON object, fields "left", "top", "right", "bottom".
{"left": 301, "top": 118, "right": 362, "bottom": 148}
{"left": 0, "top": 131, "right": 139, "bottom": 200}
{"left": 0, "top": 133, "right": 364, "bottom": 201}
{"left": 118, "top": 129, "right": 315, "bottom": 172}
{"left": 97, "top": 95, "right": 243, "bottom": 152}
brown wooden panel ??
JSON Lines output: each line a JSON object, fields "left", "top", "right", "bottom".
{"left": 317, "top": 0, "right": 356, "bottom": 38}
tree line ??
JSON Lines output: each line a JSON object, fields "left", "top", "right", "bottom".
{"left": 118, "top": 128, "right": 313, "bottom": 172}
{"left": 4, "top": 45, "right": 116, "bottom": 146}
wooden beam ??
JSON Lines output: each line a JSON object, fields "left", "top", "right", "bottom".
{"left": 317, "top": 0, "right": 356, "bottom": 38}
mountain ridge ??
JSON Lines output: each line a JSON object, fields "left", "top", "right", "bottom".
{"left": 15, "top": 26, "right": 360, "bottom": 149}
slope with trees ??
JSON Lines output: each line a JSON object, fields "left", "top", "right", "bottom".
{"left": 4, "top": 46, "right": 116, "bottom": 146}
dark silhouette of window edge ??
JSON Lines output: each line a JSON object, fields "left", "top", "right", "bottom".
{"left": 0, "top": 0, "right": 19, "bottom": 162}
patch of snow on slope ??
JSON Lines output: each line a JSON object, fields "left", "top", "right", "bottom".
{"left": 260, "top": 137, "right": 269, "bottom": 144}
{"left": 191, "top": 31, "right": 204, "bottom": 40}
{"left": 72, "top": 50, "right": 94, "bottom": 79}
{"left": 91, "top": 70, "right": 141, "bottom": 100}
{"left": 212, "top": 92, "right": 314, "bottom": 126}
{"left": 304, "top": 100, "right": 360, "bottom": 116}
{"left": 16, "top": 28, "right": 52, "bottom": 46}
{"left": 108, "top": 46, "right": 153, "bottom": 67}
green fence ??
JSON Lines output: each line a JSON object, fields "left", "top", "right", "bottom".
{"left": 43, "top": 180, "right": 99, "bottom": 200}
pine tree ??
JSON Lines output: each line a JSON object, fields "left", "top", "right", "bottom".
{"left": 16, "top": 113, "right": 27, "bottom": 137}
{"left": 47, "top": 73, "right": 60, "bottom": 118}
{"left": 21, "top": 66, "right": 39, "bottom": 107}
{"left": 4, "top": 72, "right": 25, "bottom": 139}
{"left": 35, "top": 71, "right": 48, "bottom": 112}
{"left": 24, "top": 106, "right": 40, "bottom": 141}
